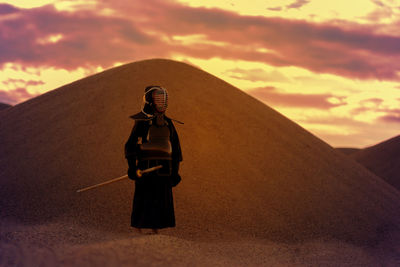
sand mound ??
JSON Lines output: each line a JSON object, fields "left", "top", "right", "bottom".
{"left": 0, "top": 59, "right": 399, "bottom": 248}
{"left": 351, "top": 135, "right": 400, "bottom": 191}
{"left": 0, "top": 102, "right": 11, "bottom": 111}
{"left": 336, "top": 147, "right": 360, "bottom": 155}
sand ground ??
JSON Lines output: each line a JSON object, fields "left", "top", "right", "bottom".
{"left": 1, "top": 219, "right": 399, "bottom": 266}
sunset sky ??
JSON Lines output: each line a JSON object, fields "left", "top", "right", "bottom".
{"left": 1, "top": 0, "right": 400, "bottom": 147}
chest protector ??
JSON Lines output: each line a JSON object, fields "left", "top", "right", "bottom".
{"left": 138, "top": 116, "right": 172, "bottom": 176}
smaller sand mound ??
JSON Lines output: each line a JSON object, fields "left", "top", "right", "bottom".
{"left": 0, "top": 102, "right": 12, "bottom": 111}
{"left": 336, "top": 147, "right": 360, "bottom": 156}
{"left": 352, "top": 135, "right": 400, "bottom": 190}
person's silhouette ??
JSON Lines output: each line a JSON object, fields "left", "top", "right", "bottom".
{"left": 125, "top": 86, "right": 182, "bottom": 233}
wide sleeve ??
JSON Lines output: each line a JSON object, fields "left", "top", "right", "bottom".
{"left": 125, "top": 121, "right": 138, "bottom": 159}
{"left": 125, "top": 121, "right": 145, "bottom": 180}
{"left": 170, "top": 121, "right": 183, "bottom": 162}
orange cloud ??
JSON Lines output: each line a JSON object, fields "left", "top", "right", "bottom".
{"left": 1, "top": 1, "right": 400, "bottom": 81}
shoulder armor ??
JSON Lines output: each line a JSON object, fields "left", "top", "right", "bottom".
{"left": 130, "top": 112, "right": 152, "bottom": 121}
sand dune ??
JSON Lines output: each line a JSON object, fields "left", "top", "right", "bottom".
{"left": 351, "top": 135, "right": 400, "bottom": 191}
{"left": 0, "top": 102, "right": 11, "bottom": 112}
{"left": 0, "top": 59, "right": 399, "bottom": 265}
{"left": 336, "top": 147, "right": 360, "bottom": 156}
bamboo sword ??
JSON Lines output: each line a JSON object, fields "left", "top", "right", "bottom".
{"left": 76, "top": 165, "right": 163, "bottom": 193}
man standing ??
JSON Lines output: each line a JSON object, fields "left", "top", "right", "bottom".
{"left": 125, "top": 86, "right": 182, "bottom": 233}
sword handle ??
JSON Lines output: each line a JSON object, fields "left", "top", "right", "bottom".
{"left": 136, "top": 165, "right": 163, "bottom": 178}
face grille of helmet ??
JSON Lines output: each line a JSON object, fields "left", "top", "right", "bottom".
{"left": 152, "top": 88, "right": 168, "bottom": 113}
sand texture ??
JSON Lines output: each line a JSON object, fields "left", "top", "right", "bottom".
{"left": 352, "top": 135, "right": 400, "bottom": 191}
{"left": 0, "top": 59, "right": 399, "bottom": 266}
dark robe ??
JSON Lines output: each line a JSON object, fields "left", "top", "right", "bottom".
{"left": 125, "top": 116, "right": 182, "bottom": 229}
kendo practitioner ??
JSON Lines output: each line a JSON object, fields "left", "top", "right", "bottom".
{"left": 125, "top": 86, "right": 182, "bottom": 234}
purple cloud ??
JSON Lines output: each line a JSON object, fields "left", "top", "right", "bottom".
{"left": 94, "top": 0, "right": 400, "bottom": 80}
{"left": 1, "top": 0, "right": 400, "bottom": 81}
{"left": 379, "top": 114, "right": 400, "bottom": 123}
{"left": 371, "top": 0, "right": 385, "bottom": 8}
{"left": 0, "top": 5, "right": 160, "bottom": 69}
{"left": 0, "top": 3, "right": 19, "bottom": 15}
{"left": 286, "top": 0, "right": 310, "bottom": 10}
{"left": 2, "top": 78, "right": 45, "bottom": 86}
{"left": 351, "top": 100, "right": 400, "bottom": 117}
{"left": 351, "top": 103, "right": 400, "bottom": 124}
{"left": 248, "top": 87, "right": 346, "bottom": 109}
{"left": 267, "top": 7, "right": 282, "bottom": 12}
{"left": 0, "top": 88, "right": 38, "bottom": 105}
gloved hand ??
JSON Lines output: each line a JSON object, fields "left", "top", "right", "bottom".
{"left": 127, "top": 167, "right": 138, "bottom": 181}
{"left": 170, "top": 174, "right": 181, "bottom": 187}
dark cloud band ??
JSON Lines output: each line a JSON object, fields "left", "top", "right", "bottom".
{"left": 0, "top": 0, "right": 400, "bottom": 80}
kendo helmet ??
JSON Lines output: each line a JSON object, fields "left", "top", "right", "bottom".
{"left": 141, "top": 86, "right": 168, "bottom": 117}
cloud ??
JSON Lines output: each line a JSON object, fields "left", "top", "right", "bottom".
{"left": 294, "top": 112, "right": 400, "bottom": 147}
{"left": 362, "top": 1, "right": 394, "bottom": 23}
{"left": 0, "top": 88, "right": 38, "bottom": 105}
{"left": 371, "top": 0, "right": 385, "bottom": 8}
{"left": 286, "top": 0, "right": 310, "bottom": 10}
{"left": 266, "top": 0, "right": 309, "bottom": 12}
{"left": 350, "top": 98, "right": 400, "bottom": 117}
{"left": 0, "top": 4, "right": 160, "bottom": 70}
{"left": 379, "top": 114, "right": 400, "bottom": 123}
{"left": 98, "top": 0, "right": 400, "bottom": 80}
{"left": 248, "top": 86, "right": 346, "bottom": 109}
{"left": 224, "top": 68, "right": 289, "bottom": 82}
{"left": 267, "top": 7, "right": 282, "bottom": 12}
{"left": 359, "top": 98, "right": 384, "bottom": 107}
{"left": 0, "top": 78, "right": 46, "bottom": 105}
{"left": 350, "top": 101, "right": 400, "bottom": 125}
{"left": 1, "top": 0, "right": 400, "bottom": 81}
{"left": 2, "top": 78, "right": 45, "bottom": 86}
{"left": 0, "top": 3, "right": 19, "bottom": 14}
